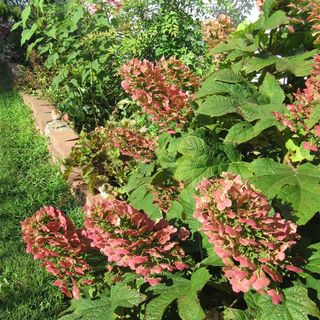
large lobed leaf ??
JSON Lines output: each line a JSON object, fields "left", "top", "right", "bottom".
{"left": 225, "top": 285, "right": 320, "bottom": 320}
{"left": 145, "top": 268, "right": 211, "bottom": 320}
{"left": 250, "top": 286, "right": 319, "bottom": 320}
{"left": 196, "top": 70, "right": 286, "bottom": 145}
{"left": 305, "top": 243, "right": 320, "bottom": 274}
{"left": 59, "top": 291, "right": 112, "bottom": 320}
{"left": 174, "top": 135, "right": 231, "bottom": 186}
{"left": 229, "top": 159, "right": 320, "bottom": 225}
{"left": 224, "top": 118, "right": 281, "bottom": 145}
{"left": 59, "top": 284, "right": 146, "bottom": 320}
{"left": 259, "top": 73, "right": 285, "bottom": 105}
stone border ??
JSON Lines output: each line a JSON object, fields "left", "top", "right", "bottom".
{"left": 6, "top": 62, "right": 103, "bottom": 206}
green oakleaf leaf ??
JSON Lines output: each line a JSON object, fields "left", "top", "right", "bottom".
{"left": 247, "top": 159, "right": 320, "bottom": 225}
{"left": 200, "top": 235, "right": 224, "bottom": 267}
{"left": 196, "top": 95, "right": 236, "bottom": 117}
{"left": 260, "top": 73, "right": 285, "bottom": 104}
{"left": 195, "top": 69, "right": 243, "bottom": 99}
{"left": 244, "top": 285, "right": 319, "bottom": 320}
{"left": 241, "top": 103, "right": 286, "bottom": 122}
{"left": 21, "top": 23, "right": 38, "bottom": 45}
{"left": 224, "top": 118, "right": 278, "bottom": 145}
{"left": 275, "top": 50, "right": 318, "bottom": 77}
{"left": 128, "top": 183, "right": 162, "bottom": 220}
{"left": 177, "top": 294, "right": 206, "bottom": 320}
{"left": 145, "top": 268, "right": 210, "bottom": 320}
{"left": 262, "top": 0, "right": 277, "bottom": 17}
{"left": 174, "top": 135, "right": 230, "bottom": 186}
{"left": 224, "top": 309, "right": 249, "bottom": 320}
{"left": 225, "top": 285, "right": 319, "bottom": 320}
{"left": 195, "top": 69, "right": 286, "bottom": 145}
{"left": 307, "top": 104, "right": 320, "bottom": 129}
{"left": 305, "top": 243, "right": 320, "bottom": 274}
{"left": 178, "top": 185, "right": 199, "bottom": 232}
{"left": 212, "top": 69, "right": 243, "bottom": 84}
{"left": 21, "top": 6, "right": 31, "bottom": 28}
{"left": 167, "top": 201, "right": 184, "bottom": 220}
{"left": 59, "top": 291, "right": 112, "bottom": 320}
{"left": 262, "top": 10, "right": 289, "bottom": 30}
{"left": 228, "top": 162, "right": 253, "bottom": 179}
{"left": 305, "top": 274, "right": 320, "bottom": 300}
{"left": 110, "top": 282, "right": 146, "bottom": 309}
{"left": 59, "top": 284, "right": 145, "bottom": 320}
{"left": 244, "top": 57, "right": 277, "bottom": 74}
{"left": 196, "top": 79, "right": 231, "bottom": 99}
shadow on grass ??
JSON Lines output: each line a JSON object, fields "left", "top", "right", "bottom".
{"left": 0, "top": 63, "right": 14, "bottom": 92}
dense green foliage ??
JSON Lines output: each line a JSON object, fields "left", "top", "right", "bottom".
{"left": 0, "top": 64, "right": 81, "bottom": 319}
{"left": 0, "top": 0, "right": 20, "bottom": 19}
{"left": 16, "top": 0, "right": 212, "bottom": 130}
{"left": 208, "top": 0, "right": 255, "bottom": 24}
{"left": 15, "top": 0, "right": 256, "bottom": 130}
{"left": 0, "top": 1, "right": 22, "bottom": 62}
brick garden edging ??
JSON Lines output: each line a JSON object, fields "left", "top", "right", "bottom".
{"left": 7, "top": 62, "right": 104, "bottom": 206}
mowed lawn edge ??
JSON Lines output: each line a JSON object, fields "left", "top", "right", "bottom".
{"left": 0, "top": 64, "right": 82, "bottom": 320}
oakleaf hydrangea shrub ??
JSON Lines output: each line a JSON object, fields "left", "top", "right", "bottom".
{"left": 83, "top": 0, "right": 122, "bottom": 14}
{"left": 84, "top": 199, "right": 189, "bottom": 285}
{"left": 21, "top": 201, "right": 190, "bottom": 294}
{"left": 287, "top": 0, "right": 320, "bottom": 44}
{"left": 120, "top": 57, "right": 200, "bottom": 132}
{"left": 149, "top": 182, "right": 184, "bottom": 217}
{"left": 201, "top": 14, "right": 235, "bottom": 69}
{"left": 201, "top": 15, "right": 235, "bottom": 50}
{"left": 18, "top": 0, "right": 320, "bottom": 317}
{"left": 194, "top": 173, "right": 301, "bottom": 304}
{"left": 257, "top": 0, "right": 320, "bottom": 46}
{"left": 158, "top": 57, "right": 201, "bottom": 93}
{"left": 274, "top": 55, "right": 320, "bottom": 153}
{"left": 107, "top": 126, "right": 157, "bottom": 163}
{"left": 65, "top": 123, "right": 157, "bottom": 193}
{"left": 21, "top": 207, "right": 92, "bottom": 299}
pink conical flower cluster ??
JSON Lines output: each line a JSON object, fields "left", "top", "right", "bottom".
{"left": 66, "top": 124, "right": 157, "bottom": 195}
{"left": 274, "top": 55, "right": 320, "bottom": 153}
{"left": 107, "top": 126, "right": 157, "bottom": 163}
{"left": 308, "top": 2, "right": 320, "bottom": 44}
{"left": 21, "top": 207, "right": 92, "bottom": 299}
{"left": 158, "top": 57, "right": 201, "bottom": 93}
{"left": 201, "top": 15, "right": 235, "bottom": 68}
{"left": 120, "top": 58, "right": 200, "bottom": 131}
{"left": 84, "top": 199, "right": 189, "bottom": 285}
{"left": 83, "top": 1, "right": 98, "bottom": 14}
{"left": 83, "top": 0, "right": 122, "bottom": 14}
{"left": 149, "top": 182, "right": 183, "bottom": 216}
{"left": 201, "top": 15, "right": 235, "bottom": 50}
{"left": 194, "top": 173, "right": 301, "bottom": 304}
{"left": 106, "top": 0, "right": 122, "bottom": 10}
{"left": 287, "top": 1, "right": 320, "bottom": 44}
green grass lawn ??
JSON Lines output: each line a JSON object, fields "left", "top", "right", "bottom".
{"left": 0, "top": 64, "right": 82, "bottom": 320}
